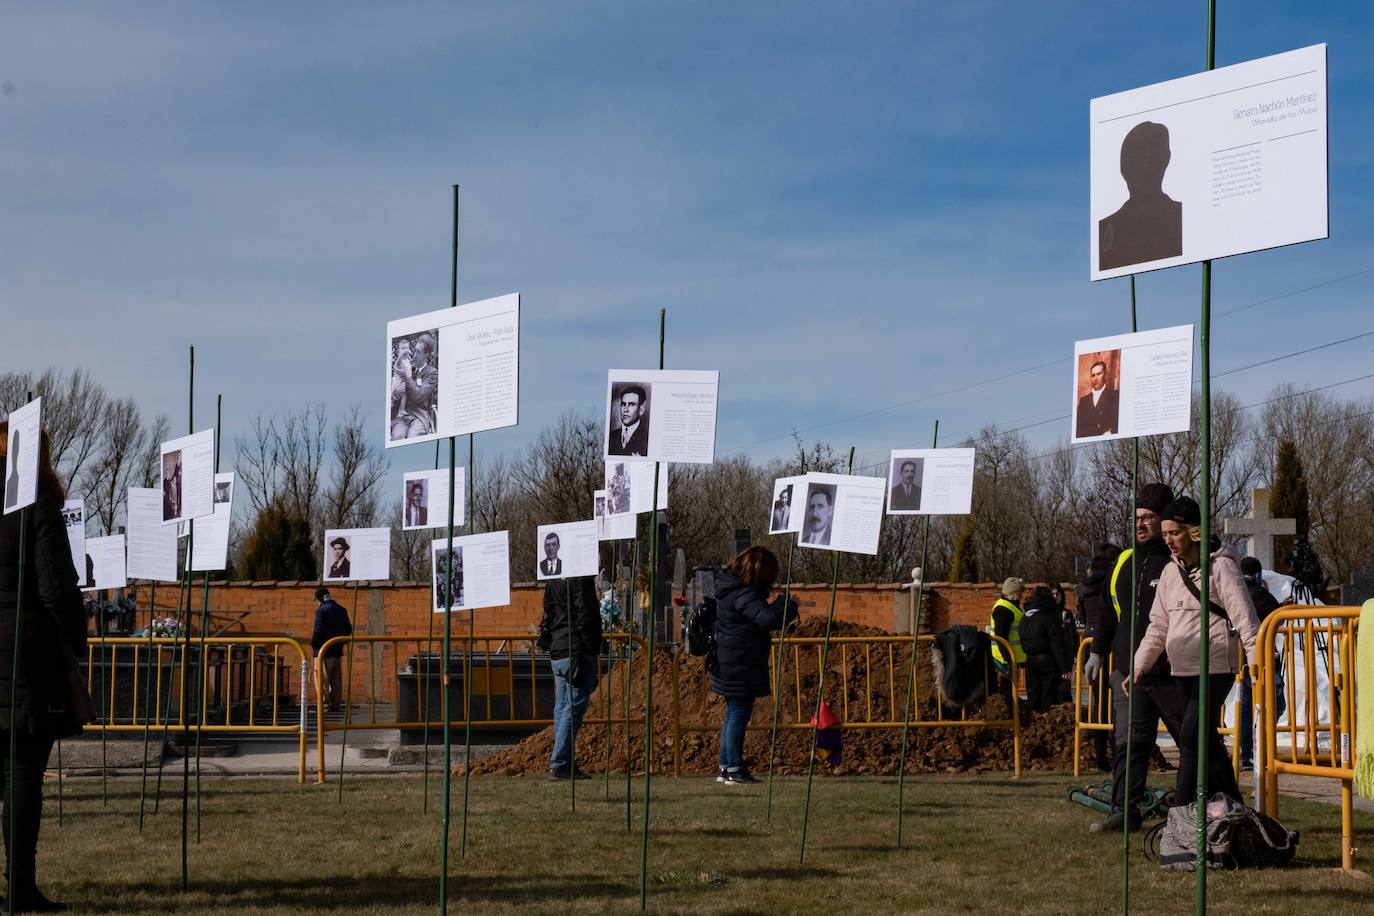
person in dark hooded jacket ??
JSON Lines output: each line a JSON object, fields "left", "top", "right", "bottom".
{"left": 1017, "top": 586, "right": 1073, "bottom": 710}
{"left": 538, "top": 575, "right": 602, "bottom": 779}
{"left": 0, "top": 424, "right": 88, "bottom": 912}
{"left": 1079, "top": 544, "right": 1122, "bottom": 770}
{"left": 710, "top": 546, "right": 797, "bottom": 785}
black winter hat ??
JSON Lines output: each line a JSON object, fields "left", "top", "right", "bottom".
{"left": 1161, "top": 496, "right": 1201, "bottom": 526}
{"left": 315, "top": 587, "right": 331, "bottom": 602}
{"left": 1137, "top": 483, "right": 1174, "bottom": 515}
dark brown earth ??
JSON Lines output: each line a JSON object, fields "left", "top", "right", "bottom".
{"left": 470, "top": 618, "right": 1168, "bottom": 777}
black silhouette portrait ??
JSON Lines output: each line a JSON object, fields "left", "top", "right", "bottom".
{"left": 4, "top": 429, "right": 20, "bottom": 510}
{"left": 1099, "top": 121, "right": 1182, "bottom": 271}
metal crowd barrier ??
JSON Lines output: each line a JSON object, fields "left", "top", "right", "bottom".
{"left": 1070, "top": 638, "right": 1246, "bottom": 778}
{"left": 81, "top": 636, "right": 310, "bottom": 782}
{"left": 313, "top": 632, "right": 649, "bottom": 784}
{"left": 1256, "top": 604, "right": 1361, "bottom": 872}
{"left": 669, "top": 634, "right": 1022, "bottom": 778}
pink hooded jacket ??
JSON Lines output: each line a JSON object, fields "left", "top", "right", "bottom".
{"left": 1133, "top": 544, "right": 1260, "bottom": 679}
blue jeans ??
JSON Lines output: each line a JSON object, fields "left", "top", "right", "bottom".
{"left": 718, "top": 696, "right": 755, "bottom": 771}
{"left": 550, "top": 655, "right": 597, "bottom": 771}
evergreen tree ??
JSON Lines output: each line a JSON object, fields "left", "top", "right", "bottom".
{"left": 949, "top": 518, "right": 979, "bottom": 583}
{"left": 1270, "top": 439, "right": 1310, "bottom": 573}
{"left": 240, "top": 503, "right": 318, "bottom": 581}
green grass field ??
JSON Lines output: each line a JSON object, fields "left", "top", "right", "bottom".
{"left": 39, "top": 773, "right": 1371, "bottom": 914}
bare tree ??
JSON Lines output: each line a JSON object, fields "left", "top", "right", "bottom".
{"left": 322, "top": 407, "right": 389, "bottom": 529}
{"left": 86, "top": 399, "right": 168, "bottom": 535}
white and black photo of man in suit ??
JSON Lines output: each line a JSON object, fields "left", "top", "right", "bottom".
{"left": 888, "top": 459, "right": 923, "bottom": 511}
{"left": 539, "top": 532, "right": 563, "bottom": 577}
{"left": 607, "top": 383, "right": 651, "bottom": 457}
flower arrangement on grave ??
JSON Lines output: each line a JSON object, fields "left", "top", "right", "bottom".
{"left": 149, "top": 617, "right": 182, "bottom": 637}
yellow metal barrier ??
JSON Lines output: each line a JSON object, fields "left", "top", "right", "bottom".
{"left": 1257, "top": 604, "right": 1361, "bottom": 873}
{"left": 1070, "top": 638, "right": 1245, "bottom": 778}
{"left": 82, "top": 636, "right": 310, "bottom": 782}
{"left": 669, "top": 634, "right": 1022, "bottom": 778}
{"left": 313, "top": 633, "right": 649, "bottom": 784}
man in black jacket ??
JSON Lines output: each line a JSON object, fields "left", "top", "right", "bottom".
{"left": 1017, "top": 586, "right": 1073, "bottom": 710}
{"left": 538, "top": 576, "right": 602, "bottom": 779}
{"left": 311, "top": 587, "right": 353, "bottom": 712}
{"left": 1086, "top": 482, "right": 1184, "bottom": 833}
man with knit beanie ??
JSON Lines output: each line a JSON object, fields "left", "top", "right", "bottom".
{"left": 1086, "top": 482, "right": 1185, "bottom": 833}
{"left": 989, "top": 576, "right": 1027, "bottom": 676}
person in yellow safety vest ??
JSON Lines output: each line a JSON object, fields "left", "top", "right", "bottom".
{"left": 1084, "top": 482, "right": 1187, "bottom": 835}
{"left": 989, "top": 577, "right": 1027, "bottom": 671}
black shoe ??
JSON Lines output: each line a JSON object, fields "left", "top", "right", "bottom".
{"left": 548, "top": 766, "right": 591, "bottom": 781}
{"left": 1094, "top": 758, "right": 1112, "bottom": 774}
{"left": 716, "top": 768, "right": 729, "bottom": 784}
{"left": 723, "top": 769, "right": 759, "bottom": 785}
{"left": 1089, "top": 810, "right": 1141, "bottom": 834}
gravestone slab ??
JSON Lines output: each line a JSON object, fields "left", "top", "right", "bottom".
{"left": 1340, "top": 566, "right": 1374, "bottom": 607}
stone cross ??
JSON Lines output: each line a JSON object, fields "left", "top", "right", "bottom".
{"left": 1223, "top": 487, "right": 1296, "bottom": 571}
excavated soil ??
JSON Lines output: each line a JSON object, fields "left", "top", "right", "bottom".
{"left": 470, "top": 618, "right": 1167, "bottom": 777}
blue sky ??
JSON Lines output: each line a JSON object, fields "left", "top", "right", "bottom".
{"left": 3, "top": 1, "right": 1371, "bottom": 488}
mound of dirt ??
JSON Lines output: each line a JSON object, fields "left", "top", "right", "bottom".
{"left": 470, "top": 618, "right": 1163, "bottom": 777}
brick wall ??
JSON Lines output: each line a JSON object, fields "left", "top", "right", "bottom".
{"left": 134, "top": 578, "right": 1072, "bottom": 704}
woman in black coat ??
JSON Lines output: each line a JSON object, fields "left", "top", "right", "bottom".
{"left": 0, "top": 424, "right": 88, "bottom": 912}
{"left": 710, "top": 546, "right": 796, "bottom": 785}
{"left": 1017, "top": 585, "right": 1073, "bottom": 711}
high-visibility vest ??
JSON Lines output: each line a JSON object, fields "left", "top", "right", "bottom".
{"left": 989, "top": 598, "right": 1026, "bottom": 665}
{"left": 1109, "top": 548, "right": 1134, "bottom": 619}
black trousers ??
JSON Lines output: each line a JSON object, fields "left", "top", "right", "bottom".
{"left": 0, "top": 730, "right": 55, "bottom": 892}
{"left": 1109, "top": 671, "right": 1185, "bottom": 812}
{"left": 1174, "top": 673, "right": 1242, "bottom": 805}
{"left": 1023, "top": 655, "right": 1061, "bottom": 711}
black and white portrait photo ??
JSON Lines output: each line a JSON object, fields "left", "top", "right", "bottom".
{"left": 161, "top": 450, "right": 183, "bottom": 522}
{"left": 389, "top": 329, "right": 439, "bottom": 443}
{"left": 539, "top": 531, "right": 563, "bottom": 577}
{"left": 1098, "top": 121, "right": 1182, "bottom": 272}
{"left": 1075, "top": 351, "right": 1121, "bottom": 439}
{"left": 327, "top": 535, "right": 352, "bottom": 580}
{"left": 770, "top": 484, "right": 792, "bottom": 533}
{"left": 607, "top": 382, "right": 651, "bottom": 457}
{"left": 800, "top": 483, "right": 836, "bottom": 547}
{"left": 608, "top": 462, "right": 631, "bottom": 514}
{"left": 404, "top": 479, "right": 429, "bottom": 528}
{"left": 214, "top": 479, "right": 233, "bottom": 506}
{"left": 434, "top": 546, "right": 464, "bottom": 610}
{"left": 888, "top": 458, "right": 924, "bottom": 511}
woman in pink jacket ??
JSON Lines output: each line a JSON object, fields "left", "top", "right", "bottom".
{"left": 1126, "top": 496, "right": 1259, "bottom": 805}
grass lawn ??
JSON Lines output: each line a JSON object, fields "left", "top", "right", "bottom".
{"left": 39, "top": 773, "right": 1371, "bottom": 914}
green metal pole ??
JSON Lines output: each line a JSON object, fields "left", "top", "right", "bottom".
{"left": 1123, "top": 275, "right": 1140, "bottom": 913}
{"left": 423, "top": 440, "right": 439, "bottom": 813}
{"left": 637, "top": 308, "right": 666, "bottom": 911}
{"left": 336, "top": 583, "right": 361, "bottom": 802}
{"left": 799, "top": 446, "right": 855, "bottom": 865}
{"left": 439, "top": 182, "right": 460, "bottom": 915}
{"left": 1196, "top": 4, "right": 1216, "bottom": 906}
{"left": 460, "top": 432, "right": 476, "bottom": 857}
{"left": 896, "top": 422, "right": 939, "bottom": 846}
{"left": 625, "top": 540, "right": 635, "bottom": 832}
{"left": 605, "top": 555, "right": 617, "bottom": 800}
{"left": 155, "top": 565, "right": 190, "bottom": 813}
{"left": 566, "top": 578, "right": 576, "bottom": 810}
{"left": 97, "top": 580, "right": 108, "bottom": 805}
{"left": 180, "top": 346, "right": 194, "bottom": 893}
{"left": 764, "top": 540, "right": 797, "bottom": 819}
{"left": 193, "top": 394, "right": 221, "bottom": 841}
{"left": 139, "top": 580, "right": 158, "bottom": 830}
